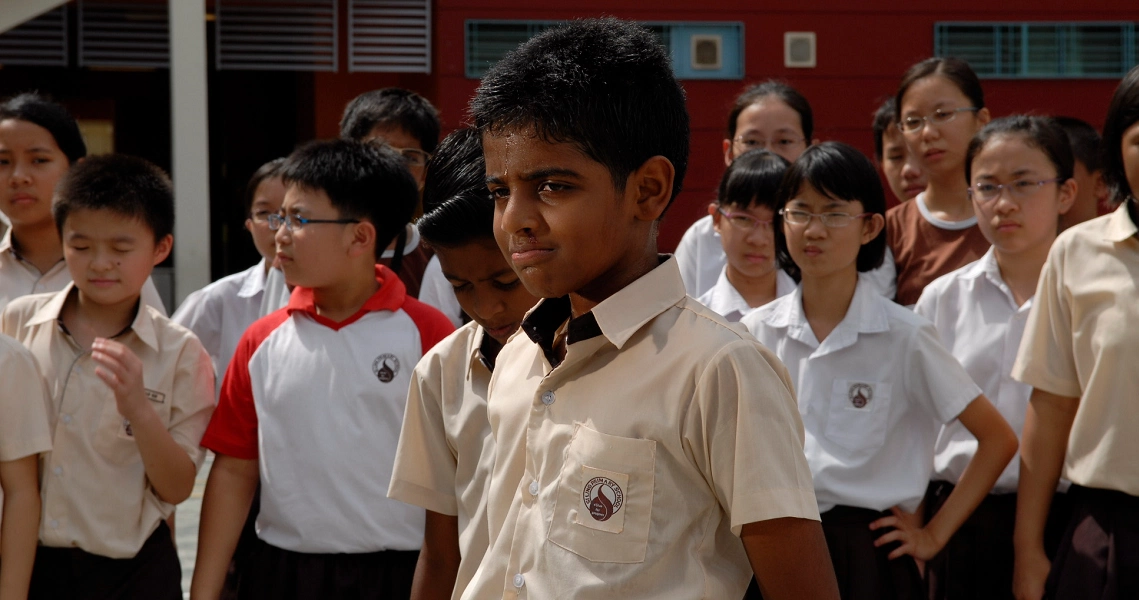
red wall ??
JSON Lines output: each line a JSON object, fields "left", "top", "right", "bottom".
{"left": 309, "top": 0, "right": 1139, "bottom": 250}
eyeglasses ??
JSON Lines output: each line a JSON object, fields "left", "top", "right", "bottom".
{"left": 717, "top": 207, "right": 774, "bottom": 233}
{"left": 267, "top": 213, "right": 360, "bottom": 232}
{"left": 897, "top": 107, "right": 979, "bottom": 133}
{"left": 249, "top": 210, "right": 274, "bottom": 224}
{"left": 779, "top": 208, "right": 870, "bottom": 228}
{"left": 396, "top": 148, "right": 432, "bottom": 167}
{"left": 968, "top": 178, "right": 1063, "bottom": 203}
{"left": 733, "top": 135, "right": 805, "bottom": 152}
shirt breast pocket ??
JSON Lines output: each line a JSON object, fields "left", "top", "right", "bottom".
{"left": 547, "top": 424, "right": 656, "bottom": 563}
{"left": 92, "top": 387, "right": 172, "bottom": 465}
{"left": 824, "top": 379, "right": 893, "bottom": 455}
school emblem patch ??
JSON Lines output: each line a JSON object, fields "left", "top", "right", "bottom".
{"left": 582, "top": 476, "right": 625, "bottom": 522}
{"left": 849, "top": 382, "right": 873, "bottom": 408}
{"left": 372, "top": 354, "right": 400, "bottom": 383}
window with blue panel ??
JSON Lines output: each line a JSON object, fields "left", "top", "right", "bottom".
{"left": 935, "top": 22, "right": 1137, "bottom": 79}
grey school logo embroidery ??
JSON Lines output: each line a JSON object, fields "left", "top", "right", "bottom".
{"left": 849, "top": 383, "right": 873, "bottom": 408}
{"left": 582, "top": 476, "right": 625, "bottom": 522}
{"left": 372, "top": 354, "right": 400, "bottom": 383}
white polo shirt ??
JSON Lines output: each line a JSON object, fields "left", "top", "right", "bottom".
{"left": 389, "top": 321, "right": 498, "bottom": 599}
{"left": 741, "top": 275, "right": 980, "bottom": 514}
{"left": 172, "top": 259, "right": 268, "bottom": 391}
{"left": 201, "top": 265, "right": 454, "bottom": 554}
{"left": 696, "top": 266, "right": 796, "bottom": 322}
{"left": 915, "top": 248, "right": 1035, "bottom": 494}
{"left": 419, "top": 254, "right": 464, "bottom": 327}
{"left": 0, "top": 229, "right": 168, "bottom": 315}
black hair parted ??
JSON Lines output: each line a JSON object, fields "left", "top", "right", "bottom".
{"left": 1052, "top": 116, "right": 1102, "bottom": 173}
{"left": 872, "top": 98, "right": 897, "bottom": 161}
{"left": 418, "top": 127, "right": 491, "bottom": 248}
{"left": 339, "top": 88, "right": 441, "bottom": 153}
{"left": 54, "top": 154, "right": 173, "bottom": 241}
{"left": 0, "top": 92, "right": 87, "bottom": 164}
{"left": 726, "top": 80, "right": 814, "bottom": 141}
{"left": 280, "top": 139, "right": 418, "bottom": 260}
{"left": 896, "top": 57, "right": 985, "bottom": 119}
{"left": 774, "top": 142, "right": 887, "bottom": 273}
{"left": 469, "top": 17, "right": 690, "bottom": 208}
{"left": 244, "top": 157, "right": 287, "bottom": 216}
{"left": 1101, "top": 64, "right": 1139, "bottom": 204}
{"left": 717, "top": 149, "right": 790, "bottom": 213}
{"left": 965, "top": 115, "right": 1074, "bottom": 184}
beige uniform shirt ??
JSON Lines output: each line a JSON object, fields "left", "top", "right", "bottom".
{"left": 1, "top": 285, "right": 215, "bottom": 558}
{"left": 1012, "top": 201, "right": 1139, "bottom": 496}
{"left": 0, "top": 332, "right": 53, "bottom": 544}
{"left": 463, "top": 257, "right": 818, "bottom": 600}
{"left": 389, "top": 321, "right": 497, "bottom": 600}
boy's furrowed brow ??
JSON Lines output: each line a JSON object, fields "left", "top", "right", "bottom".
{"left": 486, "top": 167, "right": 583, "bottom": 185}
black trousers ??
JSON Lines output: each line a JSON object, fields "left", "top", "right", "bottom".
{"left": 1046, "top": 484, "right": 1139, "bottom": 600}
{"left": 28, "top": 521, "right": 181, "bottom": 600}
{"left": 237, "top": 538, "right": 418, "bottom": 600}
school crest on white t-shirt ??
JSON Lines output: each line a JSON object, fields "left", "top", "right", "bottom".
{"left": 848, "top": 382, "right": 874, "bottom": 409}
{"left": 372, "top": 354, "right": 400, "bottom": 383}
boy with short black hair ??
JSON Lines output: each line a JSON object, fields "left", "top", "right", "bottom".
{"left": 1, "top": 154, "right": 216, "bottom": 599}
{"left": 191, "top": 139, "right": 454, "bottom": 600}
{"left": 872, "top": 97, "right": 927, "bottom": 204}
{"left": 1053, "top": 116, "right": 1109, "bottom": 230}
{"left": 465, "top": 18, "right": 837, "bottom": 599}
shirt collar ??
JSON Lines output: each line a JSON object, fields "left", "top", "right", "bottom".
{"left": 286, "top": 264, "right": 406, "bottom": 330}
{"left": 761, "top": 273, "right": 888, "bottom": 352}
{"left": 1104, "top": 199, "right": 1139, "bottom": 243}
{"left": 469, "top": 325, "right": 505, "bottom": 375}
{"left": 706, "top": 267, "right": 753, "bottom": 318}
{"left": 0, "top": 228, "right": 13, "bottom": 254}
{"left": 27, "top": 283, "right": 160, "bottom": 350}
{"left": 237, "top": 259, "right": 268, "bottom": 299}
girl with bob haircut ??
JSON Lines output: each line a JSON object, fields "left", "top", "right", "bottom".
{"left": 915, "top": 115, "right": 1078, "bottom": 600}
{"left": 887, "top": 58, "right": 993, "bottom": 306}
{"left": 742, "top": 141, "right": 1017, "bottom": 600}
{"left": 1011, "top": 65, "right": 1139, "bottom": 600}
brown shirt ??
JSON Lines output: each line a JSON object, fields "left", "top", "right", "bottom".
{"left": 1, "top": 286, "right": 215, "bottom": 558}
{"left": 887, "top": 193, "right": 990, "bottom": 306}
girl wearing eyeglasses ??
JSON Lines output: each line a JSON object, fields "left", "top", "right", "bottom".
{"left": 696, "top": 149, "right": 795, "bottom": 322}
{"left": 888, "top": 58, "right": 993, "bottom": 307}
{"left": 914, "top": 115, "right": 1077, "bottom": 600}
{"left": 741, "top": 142, "right": 1017, "bottom": 600}
{"left": 1011, "top": 66, "right": 1139, "bottom": 600}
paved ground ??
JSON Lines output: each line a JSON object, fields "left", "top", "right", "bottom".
{"left": 176, "top": 453, "right": 212, "bottom": 598}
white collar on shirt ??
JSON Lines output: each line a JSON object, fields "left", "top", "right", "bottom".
{"left": 952, "top": 246, "right": 1027, "bottom": 312}
{"left": 237, "top": 258, "right": 269, "bottom": 299}
{"left": 760, "top": 274, "right": 890, "bottom": 355}
{"left": 700, "top": 266, "right": 795, "bottom": 320}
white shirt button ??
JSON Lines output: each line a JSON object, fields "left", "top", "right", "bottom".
{"left": 513, "top": 574, "right": 525, "bottom": 588}
{"left": 528, "top": 480, "right": 539, "bottom": 495}
{"left": 53, "top": 466, "right": 62, "bottom": 475}
{"left": 49, "top": 519, "right": 59, "bottom": 529}
{"left": 541, "top": 391, "right": 555, "bottom": 405}
{"left": 61, "top": 414, "right": 72, "bottom": 424}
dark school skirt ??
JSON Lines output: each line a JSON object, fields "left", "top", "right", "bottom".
{"left": 922, "top": 481, "right": 1072, "bottom": 600}
{"left": 1045, "top": 484, "right": 1139, "bottom": 600}
{"left": 28, "top": 521, "right": 182, "bottom": 600}
{"left": 237, "top": 538, "right": 419, "bottom": 600}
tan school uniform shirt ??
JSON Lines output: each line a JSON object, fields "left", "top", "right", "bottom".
{"left": 1012, "top": 201, "right": 1139, "bottom": 496}
{"left": 462, "top": 256, "right": 819, "bottom": 600}
{"left": 0, "top": 332, "right": 53, "bottom": 546}
{"left": 0, "top": 284, "right": 215, "bottom": 558}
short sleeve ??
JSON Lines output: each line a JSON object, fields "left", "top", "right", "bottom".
{"left": 387, "top": 349, "right": 460, "bottom": 515}
{"left": 0, "top": 336, "right": 52, "bottom": 462}
{"left": 167, "top": 335, "right": 217, "bottom": 470}
{"left": 402, "top": 298, "right": 457, "bottom": 355}
{"left": 905, "top": 321, "right": 981, "bottom": 424}
{"left": 1011, "top": 244, "right": 1080, "bottom": 397}
{"left": 686, "top": 339, "right": 820, "bottom": 534}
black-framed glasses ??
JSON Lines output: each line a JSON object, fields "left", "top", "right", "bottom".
{"left": 968, "top": 178, "right": 1063, "bottom": 203}
{"left": 898, "top": 107, "right": 979, "bottom": 133}
{"left": 267, "top": 213, "right": 360, "bottom": 232}
{"left": 396, "top": 148, "right": 432, "bottom": 167}
{"left": 717, "top": 207, "right": 774, "bottom": 233}
{"left": 779, "top": 208, "right": 870, "bottom": 228}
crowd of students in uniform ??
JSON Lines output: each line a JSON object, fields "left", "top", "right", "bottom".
{"left": 0, "top": 15, "right": 1135, "bottom": 600}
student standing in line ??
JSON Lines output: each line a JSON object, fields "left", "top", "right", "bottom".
{"left": 888, "top": 58, "right": 993, "bottom": 306}
{"left": 0, "top": 93, "right": 167, "bottom": 314}
{"left": 0, "top": 333, "right": 52, "bottom": 600}
{"left": 915, "top": 116, "right": 1077, "bottom": 600}
{"left": 873, "top": 98, "right": 928, "bottom": 204}
{"left": 0, "top": 154, "right": 216, "bottom": 599}
{"left": 388, "top": 127, "right": 538, "bottom": 600}
{"left": 191, "top": 139, "right": 453, "bottom": 600}
{"left": 696, "top": 149, "right": 796, "bottom": 322}
{"left": 465, "top": 18, "right": 838, "bottom": 600}
{"left": 1052, "top": 117, "right": 1110, "bottom": 231}
{"left": 1011, "top": 65, "right": 1139, "bottom": 600}
{"left": 675, "top": 80, "right": 814, "bottom": 298}
{"left": 741, "top": 141, "right": 1017, "bottom": 600}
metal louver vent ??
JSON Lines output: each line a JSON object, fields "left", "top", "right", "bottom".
{"left": 216, "top": 0, "right": 337, "bottom": 71}
{"left": 79, "top": 1, "right": 169, "bottom": 68}
{"left": 349, "top": 0, "right": 430, "bottom": 73}
{"left": 0, "top": 7, "right": 68, "bottom": 67}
